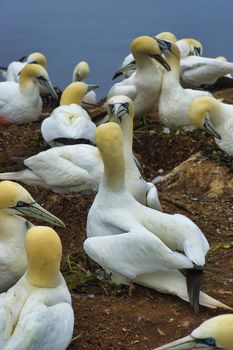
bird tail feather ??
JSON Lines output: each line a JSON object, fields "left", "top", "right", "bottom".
{"left": 0, "top": 169, "right": 42, "bottom": 186}
{"left": 134, "top": 271, "right": 232, "bottom": 311}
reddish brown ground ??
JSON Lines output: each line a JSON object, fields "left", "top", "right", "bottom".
{"left": 1, "top": 90, "right": 233, "bottom": 349}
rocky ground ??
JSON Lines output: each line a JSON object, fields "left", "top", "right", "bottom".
{"left": 1, "top": 89, "right": 233, "bottom": 349}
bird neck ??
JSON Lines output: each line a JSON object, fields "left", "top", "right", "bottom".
{"left": 121, "top": 119, "right": 138, "bottom": 171}
{"left": 60, "top": 90, "right": 83, "bottom": 106}
{"left": 19, "top": 77, "right": 40, "bottom": 99}
{"left": 101, "top": 150, "right": 126, "bottom": 191}
{"left": 207, "top": 99, "right": 230, "bottom": 128}
{"left": 164, "top": 52, "right": 180, "bottom": 80}
{"left": 27, "top": 259, "right": 60, "bottom": 288}
{"left": 133, "top": 52, "right": 155, "bottom": 70}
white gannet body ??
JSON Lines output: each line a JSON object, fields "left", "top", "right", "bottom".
{"left": 0, "top": 144, "right": 103, "bottom": 193}
{"left": 72, "top": 61, "right": 97, "bottom": 104}
{"left": 216, "top": 56, "right": 233, "bottom": 78}
{"left": 108, "top": 36, "right": 171, "bottom": 122}
{"left": 181, "top": 55, "right": 233, "bottom": 87}
{"left": 189, "top": 95, "right": 233, "bottom": 155}
{"left": 0, "top": 64, "right": 57, "bottom": 124}
{"left": 0, "top": 52, "right": 47, "bottom": 82}
{"left": 0, "top": 226, "right": 74, "bottom": 350}
{"left": 0, "top": 181, "right": 65, "bottom": 292}
{"left": 154, "top": 314, "right": 233, "bottom": 350}
{"left": 85, "top": 122, "right": 231, "bottom": 313}
{"left": 157, "top": 40, "right": 211, "bottom": 128}
{"left": 0, "top": 97, "right": 161, "bottom": 209}
{"left": 41, "top": 82, "right": 96, "bottom": 147}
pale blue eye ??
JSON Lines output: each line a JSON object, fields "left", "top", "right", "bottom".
{"left": 204, "top": 337, "right": 216, "bottom": 346}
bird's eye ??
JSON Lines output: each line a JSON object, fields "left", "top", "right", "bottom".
{"left": 122, "top": 102, "right": 129, "bottom": 112}
{"left": 109, "top": 104, "right": 114, "bottom": 113}
{"left": 16, "top": 201, "right": 27, "bottom": 207}
{"left": 204, "top": 337, "right": 216, "bottom": 346}
{"left": 37, "top": 75, "right": 47, "bottom": 82}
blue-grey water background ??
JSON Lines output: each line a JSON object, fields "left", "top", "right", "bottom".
{"left": 1, "top": 0, "right": 232, "bottom": 98}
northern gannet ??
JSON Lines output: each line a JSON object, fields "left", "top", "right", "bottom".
{"left": 176, "top": 38, "right": 203, "bottom": 59}
{"left": 114, "top": 32, "right": 177, "bottom": 79}
{"left": 0, "top": 64, "right": 57, "bottom": 124}
{"left": 154, "top": 314, "right": 233, "bottom": 349}
{"left": 157, "top": 40, "right": 211, "bottom": 128}
{"left": 108, "top": 35, "right": 170, "bottom": 122}
{"left": 0, "top": 52, "right": 47, "bottom": 82}
{"left": 0, "top": 97, "right": 161, "bottom": 210}
{"left": 0, "top": 180, "right": 65, "bottom": 292}
{"left": 41, "top": 82, "right": 97, "bottom": 147}
{"left": 189, "top": 95, "right": 233, "bottom": 155}
{"left": 180, "top": 45, "right": 233, "bottom": 88}
{"left": 72, "top": 61, "right": 97, "bottom": 104}
{"left": 0, "top": 226, "right": 74, "bottom": 350}
{"left": 107, "top": 95, "right": 161, "bottom": 210}
{"left": 84, "top": 122, "right": 231, "bottom": 313}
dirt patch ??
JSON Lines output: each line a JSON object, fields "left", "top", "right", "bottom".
{"left": 1, "top": 89, "right": 233, "bottom": 349}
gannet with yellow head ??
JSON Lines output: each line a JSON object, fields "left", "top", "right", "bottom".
{"left": 156, "top": 39, "right": 211, "bottom": 128}
{"left": 0, "top": 52, "right": 47, "bottom": 82}
{"left": 113, "top": 31, "right": 177, "bottom": 79}
{"left": 0, "top": 180, "right": 65, "bottom": 292}
{"left": 72, "top": 61, "right": 98, "bottom": 104}
{"left": 108, "top": 35, "right": 170, "bottom": 122}
{"left": 0, "top": 63, "right": 57, "bottom": 124}
{"left": 41, "top": 81, "right": 97, "bottom": 147}
{"left": 189, "top": 95, "right": 233, "bottom": 155}
{"left": 84, "top": 122, "right": 232, "bottom": 313}
{"left": 154, "top": 314, "right": 233, "bottom": 349}
{"left": 106, "top": 95, "right": 161, "bottom": 210}
{"left": 0, "top": 226, "right": 74, "bottom": 350}
{"left": 176, "top": 38, "right": 203, "bottom": 59}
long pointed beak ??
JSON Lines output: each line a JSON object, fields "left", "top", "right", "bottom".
{"left": 14, "top": 202, "right": 65, "bottom": 228}
{"left": 18, "top": 56, "right": 27, "bottom": 62}
{"left": 154, "top": 335, "right": 209, "bottom": 349}
{"left": 204, "top": 117, "right": 221, "bottom": 139}
{"left": 39, "top": 79, "right": 58, "bottom": 100}
{"left": 156, "top": 38, "right": 172, "bottom": 52}
{"left": 150, "top": 53, "right": 170, "bottom": 71}
{"left": 112, "top": 62, "right": 136, "bottom": 80}
{"left": 86, "top": 84, "right": 99, "bottom": 93}
{"left": 112, "top": 66, "right": 125, "bottom": 80}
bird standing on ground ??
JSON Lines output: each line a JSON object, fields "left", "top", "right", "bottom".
{"left": 106, "top": 95, "right": 161, "bottom": 210}
{"left": 156, "top": 39, "right": 211, "bottom": 128}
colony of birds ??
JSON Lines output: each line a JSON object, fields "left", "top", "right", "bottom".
{"left": 1, "top": 31, "right": 233, "bottom": 349}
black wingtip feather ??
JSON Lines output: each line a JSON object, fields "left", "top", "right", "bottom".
{"left": 112, "top": 71, "right": 123, "bottom": 80}
{"left": 186, "top": 269, "right": 203, "bottom": 314}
